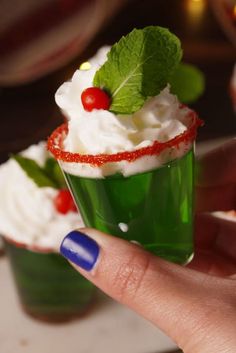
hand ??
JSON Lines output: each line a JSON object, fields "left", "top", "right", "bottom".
{"left": 60, "top": 139, "right": 236, "bottom": 353}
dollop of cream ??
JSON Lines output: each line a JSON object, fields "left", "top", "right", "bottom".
{"left": 0, "top": 142, "right": 84, "bottom": 251}
{"left": 56, "top": 47, "right": 188, "bottom": 153}
{"left": 56, "top": 47, "right": 193, "bottom": 177}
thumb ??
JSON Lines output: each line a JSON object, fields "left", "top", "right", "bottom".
{"left": 60, "top": 228, "right": 235, "bottom": 353}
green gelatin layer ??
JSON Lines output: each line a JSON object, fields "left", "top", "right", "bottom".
{"left": 64, "top": 149, "right": 194, "bottom": 264}
{"left": 5, "top": 241, "right": 95, "bottom": 322}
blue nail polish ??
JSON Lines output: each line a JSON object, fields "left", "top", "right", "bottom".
{"left": 60, "top": 231, "right": 99, "bottom": 271}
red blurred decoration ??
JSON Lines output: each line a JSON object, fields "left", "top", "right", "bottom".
{"left": 209, "top": 0, "right": 236, "bottom": 46}
{"left": 0, "top": 0, "right": 91, "bottom": 58}
{"left": 0, "top": 0, "right": 126, "bottom": 85}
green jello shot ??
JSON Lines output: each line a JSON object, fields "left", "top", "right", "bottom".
{"left": 49, "top": 109, "right": 201, "bottom": 265}
{"left": 48, "top": 26, "right": 203, "bottom": 264}
{"left": 0, "top": 142, "right": 96, "bottom": 322}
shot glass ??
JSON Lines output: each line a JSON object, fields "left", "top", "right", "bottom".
{"left": 48, "top": 109, "right": 202, "bottom": 264}
{"left": 4, "top": 237, "right": 95, "bottom": 322}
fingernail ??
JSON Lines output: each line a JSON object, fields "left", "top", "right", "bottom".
{"left": 60, "top": 230, "right": 100, "bottom": 271}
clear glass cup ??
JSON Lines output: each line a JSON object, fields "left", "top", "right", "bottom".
{"left": 48, "top": 109, "right": 202, "bottom": 264}
{"left": 4, "top": 236, "right": 95, "bottom": 322}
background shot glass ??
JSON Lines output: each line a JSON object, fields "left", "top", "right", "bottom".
{"left": 48, "top": 111, "right": 202, "bottom": 265}
{"left": 4, "top": 237, "right": 95, "bottom": 322}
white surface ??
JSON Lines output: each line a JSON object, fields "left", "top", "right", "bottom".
{"left": 0, "top": 257, "right": 176, "bottom": 353}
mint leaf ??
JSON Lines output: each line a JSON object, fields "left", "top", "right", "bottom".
{"left": 44, "top": 157, "right": 66, "bottom": 189}
{"left": 169, "top": 63, "right": 205, "bottom": 104}
{"left": 93, "top": 26, "right": 182, "bottom": 114}
{"left": 12, "top": 155, "right": 58, "bottom": 189}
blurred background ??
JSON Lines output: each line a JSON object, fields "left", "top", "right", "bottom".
{"left": 0, "top": 0, "right": 235, "bottom": 162}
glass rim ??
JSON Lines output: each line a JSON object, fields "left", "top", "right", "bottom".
{"left": 47, "top": 108, "right": 203, "bottom": 167}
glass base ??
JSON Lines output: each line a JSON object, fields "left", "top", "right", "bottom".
{"left": 20, "top": 295, "right": 97, "bottom": 323}
{"left": 145, "top": 244, "right": 194, "bottom": 265}
{"left": 4, "top": 240, "right": 96, "bottom": 322}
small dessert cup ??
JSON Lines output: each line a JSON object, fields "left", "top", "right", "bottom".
{"left": 0, "top": 142, "right": 96, "bottom": 322}
{"left": 48, "top": 109, "right": 202, "bottom": 265}
{"left": 4, "top": 236, "right": 95, "bottom": 322}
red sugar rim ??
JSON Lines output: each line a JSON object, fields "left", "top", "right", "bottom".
{"left": 48, "top": 110, "right": 203, "bottom": 167}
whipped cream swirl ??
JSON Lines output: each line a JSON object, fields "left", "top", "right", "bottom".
{"left": 55, "top": 47, "right": 193, "bottom": 177}
{"left": 0, "top": 142, "right": 84, "bottom": 251}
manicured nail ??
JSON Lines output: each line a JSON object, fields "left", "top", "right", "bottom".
{"left": 60, "top": 230, "right": 100, "bottom": 271}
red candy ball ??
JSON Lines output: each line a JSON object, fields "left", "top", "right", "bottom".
{"left": 54, "top": 189, "right": 77, "bottom": 214}
{"left": 81, "top": 87, "right": 110, "bottom": 112}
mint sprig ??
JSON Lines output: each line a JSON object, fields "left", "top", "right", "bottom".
{"left": 169, "top": 63, "right": 205, "bottom": 104}
{"left": 44, "top": 157, "right": 67, "bottom": 189}
{"left": 93, "top": 26, "right": 182, "bottom": 114}
{"left": 12, "top": 155, "right": 66, "bottom": 189}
